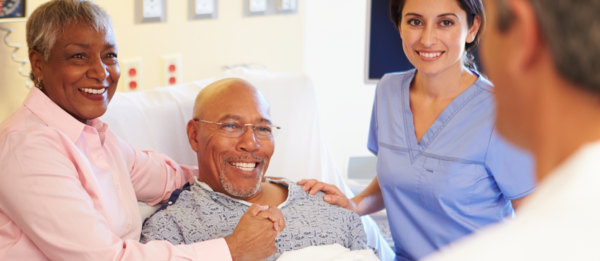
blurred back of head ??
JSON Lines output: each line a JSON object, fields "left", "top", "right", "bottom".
{"left": 496, "top": 0, "right": 600, "bottom": 95}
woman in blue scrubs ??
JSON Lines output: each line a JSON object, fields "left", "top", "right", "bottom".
{"left": 299, "top": 0, "right": 536, "bottom": 260}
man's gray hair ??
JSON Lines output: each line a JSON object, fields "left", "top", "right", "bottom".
{"left": 496, "top": 0, "right": 600, "bottom": 95}
{"left": 26, "top": 0, "right": 113, "bottom": 80}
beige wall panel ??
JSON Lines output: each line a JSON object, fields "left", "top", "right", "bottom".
{"left": 0, "top": 0, "right": 304, "bottom": 121}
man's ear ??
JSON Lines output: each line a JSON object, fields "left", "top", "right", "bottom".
{"left": 187, "top": 120, "right": 200, "bottom": 152}
{"left": 29, "top": 49, "right": 44, "bottom": 81}
{"left": 505, "top": 0, "right": 545, "bottom": 76}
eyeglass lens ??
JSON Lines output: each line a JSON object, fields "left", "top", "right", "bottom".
{"left": 219, "top": 122, "right": 278, "bottom": 138}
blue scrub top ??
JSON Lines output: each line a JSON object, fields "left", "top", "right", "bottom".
{"left": 368, "top": 69, "right": 536, "bottom": 260}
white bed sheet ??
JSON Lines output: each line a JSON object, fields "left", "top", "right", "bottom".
{"left": 277, "top": 244, "right": 380, "bottom": 261}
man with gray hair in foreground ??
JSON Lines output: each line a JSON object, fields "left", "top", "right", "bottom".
{"left": 140, "top": 78, "right": 375, "bottom": 261}
{"left": 423, "top": 0, "right": 600, "bottom": 260}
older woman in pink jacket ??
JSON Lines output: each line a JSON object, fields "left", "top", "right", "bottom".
{"left": 0, "top": 1, "right": 283, "bottom": 260}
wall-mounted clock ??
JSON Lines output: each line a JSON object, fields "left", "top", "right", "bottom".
{"left": 0, "top": 0, "right": 28, "bottom": 23}
{"left": 135, "top": 0, "right": 167, "bottom": 24}
{"left": 189, "top": 0, "right": 217, "bottom": 20}
{"left": 243, "top": 0, "right": 297, "bottom": 17}
{"left": 244, "top": 0, "right": 269, "bottom": 17}
{"left": 276, "top": 0, "right": 297, "bottom": 14}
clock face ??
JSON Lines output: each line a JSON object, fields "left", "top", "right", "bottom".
{"left": 142, "top": 0, "right": 163, "bottom": 18}
{"left": 280, "top": 0, "right": 296, "bottom": 11}
{"left": 1, "top": 0, "right": 26, "bottom": 19}
{"left": 249, "top": 0, "right": 267, "bottom": 13}
{"left": 195, "top": 0, "right": 214, "bottom": 15}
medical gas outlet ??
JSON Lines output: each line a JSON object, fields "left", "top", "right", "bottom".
{"left": 120, "top": 58, "right": 143, "bottom": 92}
{"left": 161, "top": 54, "right": 182, "bottom": 87}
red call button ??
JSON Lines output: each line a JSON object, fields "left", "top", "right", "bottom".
{"left": 129, "top": 81, "right": 137, "bottom": 90}
{"left": 169, "top": 77, "right": 177, "bottom": 85}
{"left": 169, "top": 64, "right": 176, "bottom": 73}
{"left": 128, "top": 68, "right": 137, "bottom": 77}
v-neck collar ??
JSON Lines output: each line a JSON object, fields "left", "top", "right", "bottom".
{"left": 400, "top": 69, "right": 485, "bottom": 163}
{"left": 194, "top": 178, "right": 294, "bottom": 209}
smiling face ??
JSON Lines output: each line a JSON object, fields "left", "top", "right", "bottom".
{"left": 31, "top": 22, "right": 120, "bottom": 124}
{"left": 399, "top": 0, "right": 480, "bottom": 75}
{"left": 188, "top": 79, "right": 275, "bottom": 199}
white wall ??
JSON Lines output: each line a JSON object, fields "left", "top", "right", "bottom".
{"left": 0, "top": 0, "right": 376, "bottom": 176}
{"left": 0, "top": 0, "right": 305, "bottom": 121}
{"left": 303, "top": 0, "right": 377, "bottom": 176}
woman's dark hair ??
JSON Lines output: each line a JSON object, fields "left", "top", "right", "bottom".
{"left": 389, "top": 0, "right": 485, "bottom": 71}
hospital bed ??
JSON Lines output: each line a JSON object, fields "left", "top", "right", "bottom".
{"left": 100, "top": 68, "right": 394, "bottom": 260}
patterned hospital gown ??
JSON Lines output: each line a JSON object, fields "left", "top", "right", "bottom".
{"left": 140, "top": 179, "right": 374, "bottom": 260}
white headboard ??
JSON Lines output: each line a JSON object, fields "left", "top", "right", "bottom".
{"left": 100, "top": 68, "right": 394, "bottom": 260}
{"left": 101, "top": 68, "right": 345, "bottom": 186}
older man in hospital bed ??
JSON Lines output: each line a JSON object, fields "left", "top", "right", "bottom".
{"left": 138, "top": 78, "right": 377, "bottom": 260}
{"left": 100, "top": 68, "right": 393, "bottom": 261}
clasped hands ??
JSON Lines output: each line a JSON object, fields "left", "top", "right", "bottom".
{"left": 225, "top": 180, "right": 350, "bottom": 261}
{"left": 225, "top": 204, "right": 285, "bottom": 261}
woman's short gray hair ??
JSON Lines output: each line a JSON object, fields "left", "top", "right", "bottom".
{"left": 26, "top": 0, "right": 113, "bottom": 80}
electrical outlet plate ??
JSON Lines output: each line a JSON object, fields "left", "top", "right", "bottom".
{"left": 120, "top": 58, "right": 143, "bottom": 92}
{"left": 135, "top": 0, "right": 167, "bottom": 24}
{"left": 161, "top": 54, "right": 182, "bottom": 87}
{"left": 189, "top": 0, "right": 218, "bottom": 20}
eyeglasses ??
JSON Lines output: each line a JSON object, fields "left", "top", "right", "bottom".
{"left": 194, "top": 119, "right": 281, "bottom": 139}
